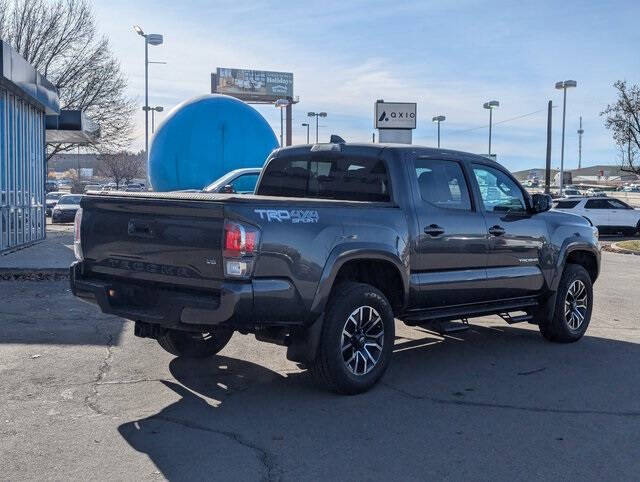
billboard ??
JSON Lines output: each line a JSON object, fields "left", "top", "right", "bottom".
{"left": 212, "top": 68, "right": 293, "bottom": 102}
{"left": 375, "top": 102, "right": 417, "bottom": 129}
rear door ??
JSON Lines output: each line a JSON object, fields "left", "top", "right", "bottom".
{"left": 409, "top": 157, "right": 489, "bottom": 307}
{"left": 469, "top": 163, "right": 546, "bottom": 300}
{"left": 583, "top": 198, "right": 610, "bottom": 227}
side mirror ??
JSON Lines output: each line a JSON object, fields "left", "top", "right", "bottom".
{"left": 531, "top": 193, "right": 552, "bottom": 213}
{"left": 219, "top": 184, "right": 236, "bottom": 194}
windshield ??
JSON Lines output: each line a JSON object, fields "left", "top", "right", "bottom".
{"left": 46, "top": 193, "right": 64, "bottom": 200}
{"left": 58, "top": 195, "right": 82, "bottom": 204}
{"left": 203, "top": 170, "right": 260, "bottom": 193}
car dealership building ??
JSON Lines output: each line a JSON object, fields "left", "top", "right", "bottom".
{"left": 0, "top": 40, "right": 60, "bottom": 254}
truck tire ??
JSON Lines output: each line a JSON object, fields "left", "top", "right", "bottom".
{"left": 538, "top": 264, "right": 592, "bottom": 343}
{"left": 310, "top": 282, "right": 395, "bottom": 394}
{"left": 156, "top": 329, "right": 233, "bottom": 358}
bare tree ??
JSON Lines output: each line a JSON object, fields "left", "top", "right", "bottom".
{"left": 601, "top": 80, "right": 640, "bottom": 174}
{"left": 0, "top": 0, "right": 136, "bottom": 159}
{"left": 97, "top": 151, "right": 146, "bottom": 188}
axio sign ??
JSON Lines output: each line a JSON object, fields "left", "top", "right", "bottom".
{"left": 375, "top": 101, "right": 417, "bottom": 130}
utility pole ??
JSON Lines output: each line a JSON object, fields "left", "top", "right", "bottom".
{"left": 577, "top": 116, "right": 584, "bottom": 169}
{"left": 545, "top": 100, "right": 553, "bottom": 194}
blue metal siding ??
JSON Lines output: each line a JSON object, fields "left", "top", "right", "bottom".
{"left": 0, "top": 86, "right": 46, "bottom": 254}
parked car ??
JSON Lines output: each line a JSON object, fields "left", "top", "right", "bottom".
{"left": 52, "top": 194, "right": 83, "bottom": 223}
{"left": 124, "top": 183, "right": 144, "bottom": 192}
{"left": 553, "top": 196, "right": 640, "bottom": 235}
{"left": 202, "top": 167, "right": 262, "bottom": 194}
{"left": 563, "top": 189, "right": 582, "bottom": 198}
{"left": 71, "top": 142, "right": 600, "bottom": 394}
{"left": 45, "top": 180, "right": 59, "bottom": 193}
{"left": 45, "top": 191, "right": 67, "bottom": 216}
{"left": 83, "top": 184, "right": 102, "bottom": 193}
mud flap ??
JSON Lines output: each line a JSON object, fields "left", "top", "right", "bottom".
{"left": 286, "top": 313, "right": 324, "bottom": 364}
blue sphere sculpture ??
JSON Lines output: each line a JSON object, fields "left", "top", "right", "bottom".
{"left": 148, "top": 94, "right": 278, "bottom": 191}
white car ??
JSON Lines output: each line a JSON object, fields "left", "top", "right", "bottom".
{"left": 562, "top": 189, "right": 582, "bottom": 198}
{"left": 553, "top": 196, "right": 640, "bottom": 235}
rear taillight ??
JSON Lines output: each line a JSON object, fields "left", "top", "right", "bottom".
{"left": 223, "top": 220, "right": 260, "bottom": 278}
{"left": 73, "top": 207, "right": 83, "bottom": 261}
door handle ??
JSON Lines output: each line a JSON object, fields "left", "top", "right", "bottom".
{"left": 424, "top": 224, "right": 445, "bottom": 237}
{"left": 488, "top": 225, "right": 505, "bottom": 236}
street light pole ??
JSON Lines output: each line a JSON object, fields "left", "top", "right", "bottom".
{"left": 483, "top": 100, "right": 499, "bottom": 157}
{"left": 301, "top": 123, "right": 310, "bottom": 144}
{"left": 555, "top": 80, "right": 577, "bottom": 195}
{"left": 133, "top": 26, "right": 163, "bottom": 163}
{"left": 577, "top": 116, "right": 584, "bottom": 169}
{"left": 432, "top": 115, "right": 445, "bottom": 148}
{"left": 307, "top": 112, "right": 327, "bottom": 143}
{"left": 151, "top": 106, "right": 164, "bottom": 133}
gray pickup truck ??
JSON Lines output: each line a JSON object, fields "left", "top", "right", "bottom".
{"left": 70, "top": 141, "right": 600, "bottom": 394}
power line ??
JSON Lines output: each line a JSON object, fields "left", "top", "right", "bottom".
{"left": 453, "top": 106, "right": 559, "bottom": 134}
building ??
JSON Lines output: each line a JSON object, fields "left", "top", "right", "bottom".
{"left": 0, "top": 40, "right": 59, "bottom": 254}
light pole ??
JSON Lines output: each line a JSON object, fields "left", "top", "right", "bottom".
{"left": 150, "top": 106, "right": 164, "bottom": 133}
{"left": 577, "top": 116, "right": 584, "bottom": 169}
{"left": 301, "top": 123, "right": 310, "bottom": 144}
{"left": 483, "top": 100, "right": 499, "bottom": 157}
{"left": 275, "top": 99, "right": 290, "bottom": 146}
{"left": 307, "top": 112, "right": 327, "bottom": 143}
{"left": 133, "top": 25, "right": 163, "bottom": 161}
{"left": 555, "top": 80, "right": 577, "bottom": 195}
{"left": 432, "top": 115, "right": 445, "bottom": 148}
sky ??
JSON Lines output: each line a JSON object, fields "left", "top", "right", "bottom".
{"left": 93, "top": 0, "right": 640, "bottom": 172}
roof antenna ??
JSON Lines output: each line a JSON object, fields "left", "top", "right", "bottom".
{"left": 330, "top": 134, "right": 345, "bottom": 144}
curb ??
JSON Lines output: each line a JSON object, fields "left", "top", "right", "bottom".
{"left": 603, "top": 242, "right": 640, "bottom": 256}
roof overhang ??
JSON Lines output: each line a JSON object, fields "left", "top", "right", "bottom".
{"left": 0, "top": 40, "right": 60, "bottom": 115}
{"left": 45, "top": 110, "right": 100, "bottom": 144}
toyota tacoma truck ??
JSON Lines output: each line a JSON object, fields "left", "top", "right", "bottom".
{"left": 70, "top": 142, "right": 600, "bottom": 394}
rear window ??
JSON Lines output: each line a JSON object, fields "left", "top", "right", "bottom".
{"left": 256, "top": 156, "right": 390, "bottom": 202}
{"left": 554, "top": 200, "right": 580, "bottom": 209}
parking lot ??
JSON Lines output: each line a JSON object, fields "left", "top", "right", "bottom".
{"left": 1, "top": 249, "right": 639, "bottom": 480}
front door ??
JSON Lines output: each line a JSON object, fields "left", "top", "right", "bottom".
{"left": 470, "top": 163, "right": 546, "bottom": 300}
{"left": 410, "top": 157, "right": 489, "bottom": 308}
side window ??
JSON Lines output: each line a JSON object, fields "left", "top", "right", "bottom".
{"left": 414, "top": 159, "right": 471, "bottom": 210}
{"left": 585, "top": 199, "right": 609, "bottom": 209}
{"left": 472, "top": 164, "right": 526, "bottom": 213}
{"left": 230, "top": 173, "right": 259, "bottom": 193}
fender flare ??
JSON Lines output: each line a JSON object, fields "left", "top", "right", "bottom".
{"left": 551, "top": 241, "right": 600, "bottom": 291}
{"left": 308, "top": 242, "right": 409, "bottom": 317}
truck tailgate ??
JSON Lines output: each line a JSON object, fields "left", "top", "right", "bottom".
{"left": 81, "top": 195, "right": 225, "bottom": 288}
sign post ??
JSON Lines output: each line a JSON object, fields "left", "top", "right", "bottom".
{"left": 374, "top": 100, "right": 416, "bottom": 144}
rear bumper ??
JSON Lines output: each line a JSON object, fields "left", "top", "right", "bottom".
{"left": 70, "top": 262, "right": 306, "bottom": 329}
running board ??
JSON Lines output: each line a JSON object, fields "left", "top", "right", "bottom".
{"left": 498, "top": 312, "right": 533, "bottom": 324}
{"left": 402, "top": 297, "right": 539, "bottom": 325}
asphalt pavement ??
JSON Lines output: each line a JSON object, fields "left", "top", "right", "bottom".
{"left": 1, "top": 250, "right": 639, "bottom": 480}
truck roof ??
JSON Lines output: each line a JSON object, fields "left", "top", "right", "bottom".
{"left": 272, "top": 142, "right": 501, "bottom": 166}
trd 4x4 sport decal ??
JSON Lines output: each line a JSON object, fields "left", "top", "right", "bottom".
{"left": 254, "top": 209, "right": 319, "bottom": 223}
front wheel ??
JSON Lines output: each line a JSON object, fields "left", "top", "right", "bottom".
{"left": 156, "top": 329, "right": 233, "bottom": 358}
{"left": 539, "top": 264, "right": 593, "bottom": 342}
{"left": 310, "top": 282, "right": 395, "bottom": 394}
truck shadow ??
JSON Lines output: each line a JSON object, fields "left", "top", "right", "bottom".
{"left": 117, "top": 323, "right": 640, "bottom": 480}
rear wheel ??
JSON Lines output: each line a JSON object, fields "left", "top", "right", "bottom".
{"left": 539, "top": 264, "right": 592, "bottom": 342}
{"left": 156, "top": 329, "right": 233, "bottom": 358}
{"left": 310, "top": 282, "right": 395, "bottom": 395}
